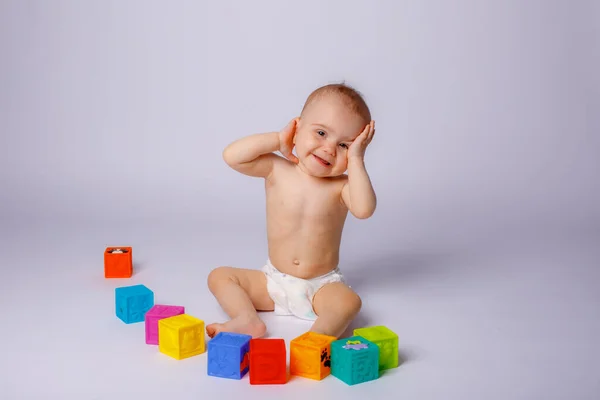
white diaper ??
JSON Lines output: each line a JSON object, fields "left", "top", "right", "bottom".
{"left": 261, "top": 259, "right": 346, "bottom": 321}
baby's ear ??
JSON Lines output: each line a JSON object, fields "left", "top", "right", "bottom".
{"left": 293, "top": 117, "right": 301, "bottom": 144}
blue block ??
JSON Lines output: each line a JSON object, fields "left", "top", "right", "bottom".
{"left": 207, "top": 332, "right": 252, "bottom": 379}
{"left": 115, "top": 284, "right": 154, "bottom": 324}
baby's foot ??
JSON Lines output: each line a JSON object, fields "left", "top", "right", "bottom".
{"left": 206, "top": 315, "right": 266, "bottom": 339}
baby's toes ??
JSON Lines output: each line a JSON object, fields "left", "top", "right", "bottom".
{"left": 206, "top": 323, "right": 221, "bottom": 338}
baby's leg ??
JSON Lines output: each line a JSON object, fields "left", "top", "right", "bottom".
{"left": 310, "top": 282, "right": 362, "bottom": 338}
{"left": 206, "top": 266, "right": 274, "bottom": 338}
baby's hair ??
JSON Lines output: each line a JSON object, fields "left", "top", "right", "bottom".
{"left": 301, "top": 82, "right": 372, "bottom": 124}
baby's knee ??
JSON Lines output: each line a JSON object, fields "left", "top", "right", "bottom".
{"left": 346, "top": 292, "right": 362, "bottom": 316}
{"left": 313, "top": 283, "right": 362, "bottom": 318}
{"left": 207, "top": 266, "right": 236, "bottom": 289}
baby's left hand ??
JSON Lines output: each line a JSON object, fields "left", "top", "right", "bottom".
{"left": 348, "top": 120, "right": 375, "bottom": 160}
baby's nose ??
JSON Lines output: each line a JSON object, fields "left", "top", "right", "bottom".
{"left": 323, "top": 143, "right": 336, "bottom": 156}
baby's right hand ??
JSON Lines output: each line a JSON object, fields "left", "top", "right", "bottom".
{"left": 278, "top": 118, "right": 299, "bottom": 164}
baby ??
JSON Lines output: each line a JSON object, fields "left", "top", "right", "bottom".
{"left": 207, "top": 83, "right": 376, "bottom": 339}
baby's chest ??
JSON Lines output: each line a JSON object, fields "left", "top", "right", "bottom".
{"left": 267, "top": 182, "right": 342, "bottom": 218}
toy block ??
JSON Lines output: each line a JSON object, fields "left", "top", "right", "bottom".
{"left": 145, "top": 305, "right": 185, "bottom": 345}
{"left": 115, "top": 284, "right": 154, "bottom": 324}
{"left": 353, "top": 325, "right": 399, "bottom": 370}
{"left": 331, "top": 336, "right": 379, "bottom": 385}
{"left": 249, "top": 338, "right": 287, "bottom": 384}
{"left": 207, "top": 332, "right": 252, "bottom": 379}
{"left": 158, "top": 314, "right": 205, "bottom": 360}
{"left": 104, "top": 247, "right": 132, "bottom": 278}
{"left": 290, "top": 331, "right": 336, "bottom": 380}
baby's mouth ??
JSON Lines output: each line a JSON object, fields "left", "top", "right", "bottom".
{"left": 313, "top": 154, "right": 331, "bottom": 166}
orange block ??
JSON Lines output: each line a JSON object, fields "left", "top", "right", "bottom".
{"left": 104, "top": 247, "right": 132, "bottom": 278}
{"left": 290, "top": 331, "right": 337, "bottom": 380}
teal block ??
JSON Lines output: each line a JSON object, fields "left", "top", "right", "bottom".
{"left": 331, "top": 335, "right": 379, "bottom": 385}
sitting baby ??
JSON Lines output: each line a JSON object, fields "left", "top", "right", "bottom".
{"left": 207, "top": 83, "right": 376, "bottom": 339}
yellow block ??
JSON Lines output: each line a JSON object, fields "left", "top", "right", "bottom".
{"left": 158, "top": 314, "right": 205, "bottom": 360}
{"left": 290, "top": 331, "right": 336, "bottom": 380}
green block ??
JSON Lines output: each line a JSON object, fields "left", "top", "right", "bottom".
{"left": 353, "top": 326, "right": 399, "bottom": 371}
{"left": 331, "top": 336, "right": 379, "bottom": 385}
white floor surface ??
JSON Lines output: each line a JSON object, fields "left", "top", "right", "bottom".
{"left": 1, "top": 223, "right": 598, "bottom": 400}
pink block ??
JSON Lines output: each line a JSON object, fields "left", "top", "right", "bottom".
{"left": 145, "top": 304, "right": 185, "bottom": 345}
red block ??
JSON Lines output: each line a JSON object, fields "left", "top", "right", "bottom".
{"left": 104, "top": 247, "right": 132, "bottom": 278}
{"left": 249, "top": 338, "right": 287, "bottom": 384}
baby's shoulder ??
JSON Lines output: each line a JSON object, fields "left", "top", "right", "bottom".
{"left": 264, "top": 154, "right": 295, "bottom": 182}
{"left": 268, "top": 153, "right": 295, "bottom": 175}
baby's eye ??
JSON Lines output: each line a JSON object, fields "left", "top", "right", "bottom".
{"left": 340, "top": 143, "right": 348, "bottom": 149}
{"left": 317, "top": 130, "right": 325, "bottom": 136}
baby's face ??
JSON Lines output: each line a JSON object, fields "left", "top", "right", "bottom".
{"left": 294, "top": 96, "right": 366, "bottom": 178}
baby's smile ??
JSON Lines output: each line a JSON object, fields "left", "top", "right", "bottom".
{"left": 312, "top": 154, "right": 332, "bottom": 166}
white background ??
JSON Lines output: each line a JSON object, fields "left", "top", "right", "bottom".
{"left": 1, "top": 1, "right": 599, "bottom": 399}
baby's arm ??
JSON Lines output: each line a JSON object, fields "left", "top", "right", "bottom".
{"left": 342, "top": 158, "right": 377, "bottom": 219}
{"left": 222, "top": 118, "right": 298, "bottom": 178}
{"left": 223, "top": 132, "right": 280, "bottom": 178}
{"left": 341, "top": 121, "right": 377, "bottom": 219}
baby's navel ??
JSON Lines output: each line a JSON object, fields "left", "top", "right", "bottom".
{"left": 293, "top": 259, "right": 300, "bottom": 265}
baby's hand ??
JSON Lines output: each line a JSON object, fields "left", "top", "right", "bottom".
{"left": 348, "top": 120, "right": 375, "bottom": 161}
{"left": 278, "top": 117, "right": 299, "bottom": 163}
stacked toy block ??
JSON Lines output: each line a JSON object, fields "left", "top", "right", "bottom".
{"left": 290, "top": 331, "right": 336, "bottom": 380}
{"left": 207, "top": 332, "right": 252, "bottom": 379}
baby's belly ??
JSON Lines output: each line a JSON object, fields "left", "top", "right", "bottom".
{"left": 267, "top": 224, "right": 343, "bottom": 279}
